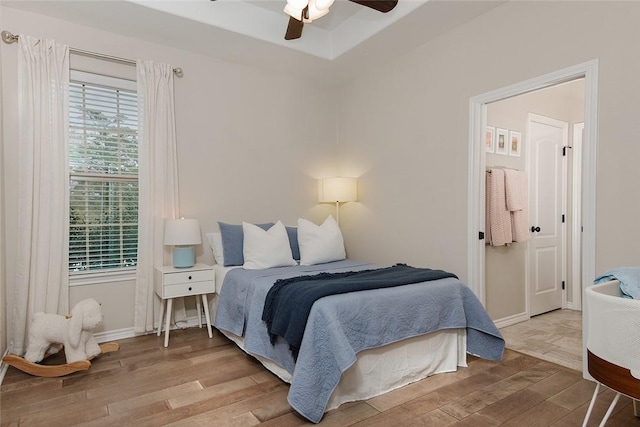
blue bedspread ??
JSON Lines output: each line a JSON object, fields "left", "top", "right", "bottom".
{"left": 263, "top": 264, "right": 458, "bottom": 359}
{"left": 214, "top": 260, "right": 504, "bottom": 423}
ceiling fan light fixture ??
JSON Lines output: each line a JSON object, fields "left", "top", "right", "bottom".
{"left": 306, "top": 0, "right": 329, "bottom": 21}
{"left": 283, "top": 0, "right": 396, "bottom": 41}
{"left": 286, "top": 0, "right": 308, "bottom": 10}
{"left": 284, "top": 0, "right": 330, "bottom": 23}
{"left": 284, "top": 3, "right": 305, "bottom": 21}
{"left": 314, "top": 0, "right": 334, "bottom": 11}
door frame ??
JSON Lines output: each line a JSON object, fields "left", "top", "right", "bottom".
{"left": 467, "top": 60, "right": 598, "bottom": 377}
{"left": 570, "top": 122, "right": 584, "bottom": 311}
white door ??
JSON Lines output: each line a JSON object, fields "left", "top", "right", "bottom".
{"left": 528, "top": 113, "right": 568, "bottom": 316}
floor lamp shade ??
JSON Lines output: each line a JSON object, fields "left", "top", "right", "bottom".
{"left": 164, "top": 218, "right": 202, "bottom": 268}
{"left": 318, "top": 177, "right": 358, "bottom": 203}
{"left": 318, "top": 177, "right": 357, "bottom": 225}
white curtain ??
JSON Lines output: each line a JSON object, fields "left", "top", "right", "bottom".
{"left": 9, "top": 35, "right": 70, "bottom": 355}
{"left": 134, "top": 60, "right": 184, "bottom": 333}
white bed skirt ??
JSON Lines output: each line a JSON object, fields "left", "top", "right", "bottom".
{"left": 219, "top": 327, "right": 467, "bottom": 412}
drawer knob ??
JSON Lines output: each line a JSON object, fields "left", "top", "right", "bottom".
{"left": 188, "top": 286, "right": 192, "bottom": 291}
{"left": 188, "top": 275, "right": 192, "bottom": 280}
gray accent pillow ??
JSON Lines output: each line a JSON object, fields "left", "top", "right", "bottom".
{"left": 286, "top": 226, "right": 300, "bottom": 261}
{"left": 218, "top": 222, "right": 274, "bottom": 266}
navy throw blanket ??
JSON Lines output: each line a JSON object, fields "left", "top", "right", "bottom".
{"left": 262, "top": 264, "right": 458, "bottom": 359}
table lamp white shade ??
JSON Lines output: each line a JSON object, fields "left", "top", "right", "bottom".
{"left": 164, "top": 218, "right": 202, "bottom": 268}
{"left": 318, "top": 177, "right": 357, "bottom": 225}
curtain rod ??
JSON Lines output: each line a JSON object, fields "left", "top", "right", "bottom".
{"left": 1, "top": 30, "right": 183, "bottom": 77}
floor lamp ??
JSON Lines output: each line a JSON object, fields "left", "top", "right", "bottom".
{"left": 318, "top": 177, "right": 358, "bottom": 225}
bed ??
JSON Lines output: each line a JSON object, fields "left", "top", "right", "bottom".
{"left": 210, "top": 259, "right": 504, "bottom": 423}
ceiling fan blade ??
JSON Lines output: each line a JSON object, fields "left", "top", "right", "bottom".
{"left": 284, "top": 5, "right": 307, "bottom": 41}
{"left": 348, "top": 0, "right": 398, "bottom": 13}
{"left": 284, "top": 16, "right": 304, "bottom": 40}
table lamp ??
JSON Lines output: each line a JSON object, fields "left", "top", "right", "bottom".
{"left": 164, "top": 218, "right": 202, "bottom": 268}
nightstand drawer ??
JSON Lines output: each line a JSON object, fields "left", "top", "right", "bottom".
{"left": 163, "top": 280, "right": 214, "bottom": 298}
{"left": 163, "top": 269, "right": 213, "bottom": 286}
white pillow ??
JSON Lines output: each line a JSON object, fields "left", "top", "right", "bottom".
{"left": 242, "top": 221, "right": 297, "bottom": 270}
{"left": 206, "top": 232, "right": 224, "bottom": 265}
{"left": 297, "top": 216, "right": 346, "bottom": 266}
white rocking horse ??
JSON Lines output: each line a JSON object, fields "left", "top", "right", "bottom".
{"left": 2, "top": 298, "right": 119, "bottom": 377}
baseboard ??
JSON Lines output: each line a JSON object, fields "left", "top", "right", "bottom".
{"left": 95, "top": 313, "right": 209, "bottom": 343}
{"left": 94, "top": 327, "right": 139, "bottom": 343}
{"left": 494, "top": 311, "right": 529, "bottom": 329}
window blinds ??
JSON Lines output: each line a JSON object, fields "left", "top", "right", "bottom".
{"left": 69, "top": 74, "right": 139, "bottom": 273}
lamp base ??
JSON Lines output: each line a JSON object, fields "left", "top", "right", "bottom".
{"left": 173, "top": 246, "right": 195, "bottom": 268}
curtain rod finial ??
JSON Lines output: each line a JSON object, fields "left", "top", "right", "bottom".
{"left": 173, "top": 67, "right": 183, "bottom": 78}
{"left": 1, "top": 30, "right": 18, "bottom": 44}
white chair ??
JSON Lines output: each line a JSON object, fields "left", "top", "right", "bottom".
{"left": 583, "top": 280, "right": 640, "bottom": 426}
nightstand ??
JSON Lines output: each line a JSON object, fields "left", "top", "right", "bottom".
{"left": 154, "top": 263, "right": 214, "bottom": 347}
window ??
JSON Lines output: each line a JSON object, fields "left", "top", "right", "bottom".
{"left": 68, "top": 71, "right": 139, "bottom": 275}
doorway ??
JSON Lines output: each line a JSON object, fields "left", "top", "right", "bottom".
{"left": 482, "top": 82, "right": 581, "bottom": 323}
{"left": 467, "top": 60, "right": 599, "bottom": 376}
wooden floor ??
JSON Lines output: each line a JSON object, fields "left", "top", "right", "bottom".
{"left": 2, "top": 326, "right": 639, "bottom": 427}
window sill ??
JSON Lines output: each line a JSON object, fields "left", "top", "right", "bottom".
{"left": 69, "top": 268, "right": 136, "bottom": 287}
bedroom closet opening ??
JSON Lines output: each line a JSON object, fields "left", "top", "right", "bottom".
{"left": 484, "top": 78, "right": 585, "bottom": 327}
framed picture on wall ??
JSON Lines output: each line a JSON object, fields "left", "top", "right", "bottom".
{"left": 509, "top": 130, "right": 522, "bottom": 157}
{"left": 485, "top": 126, "right": 495, "bottom": 153}
{"left": 495, "top": 128, "right": 508, "bottom": 155}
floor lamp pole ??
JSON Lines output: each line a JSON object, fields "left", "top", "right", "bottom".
{"left": 336, "top": 201, "right": 340, "bottom": 226}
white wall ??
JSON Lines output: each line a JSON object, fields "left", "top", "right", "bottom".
{"left": 0, "top": 6, "right": 338, "bottom": 336}
{"left": 3, "top": 1, "right": 640, "bottom": 343}
{"left": 337, "top": 1, "right": 640, "bottom": 316}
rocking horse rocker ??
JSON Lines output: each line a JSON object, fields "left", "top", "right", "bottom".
{"left": 2, "top": 298, "right": 120, "bottom": 377}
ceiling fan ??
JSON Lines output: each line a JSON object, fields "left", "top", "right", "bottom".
{"left": 284, "top": 0, "right": 398, "bottom": 41}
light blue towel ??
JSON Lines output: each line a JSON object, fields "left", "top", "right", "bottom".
{"left": 594, "top": 267, "right": 640, "bottom": 299}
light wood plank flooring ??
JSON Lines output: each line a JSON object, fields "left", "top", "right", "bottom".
{"left": 500, "top": 309, "right": 583, "bottom": 372}
{"left": 2, "top": 325, "right": 639, "bottom": 426}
